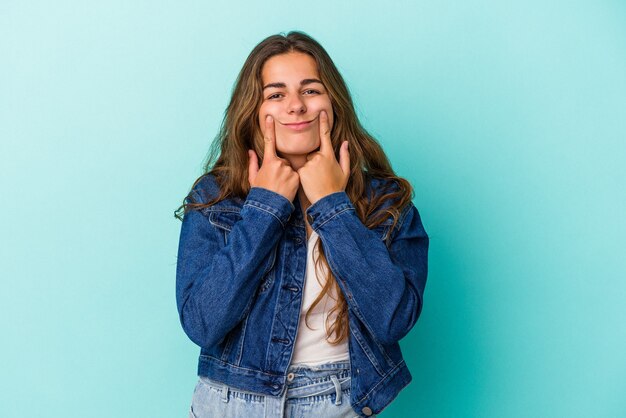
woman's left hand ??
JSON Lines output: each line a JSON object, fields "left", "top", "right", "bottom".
{"left": 297, "top": 110, "right": 350, "bottom": 205}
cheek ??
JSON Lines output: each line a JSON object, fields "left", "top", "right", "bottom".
{"left": 318, "top": 101, "right": 334, "bottom": 128}
{"left": 258, "top": 106, "right": 266, "bottom": 131}
{"left": 258, "top": 104, "right": 279, "bottom": 133}
{"left": 323, "top": 110, "right": 334, "bottom": 132}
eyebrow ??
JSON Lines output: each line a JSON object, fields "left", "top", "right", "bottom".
{"left": 262, "top": 78, "right": 324, "bottom": 91}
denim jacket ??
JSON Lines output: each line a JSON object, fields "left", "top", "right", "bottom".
{"left": 176, "top": 173, "right": 429, "bottom": 417}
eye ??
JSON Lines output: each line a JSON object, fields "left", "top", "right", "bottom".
{"left": 266, "top": 89, "right": 320, "bottom": 100}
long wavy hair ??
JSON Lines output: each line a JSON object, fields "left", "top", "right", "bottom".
{"left": 175, "top": 31, "right": 414, "bottom": 345}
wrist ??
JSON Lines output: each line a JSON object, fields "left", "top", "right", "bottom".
{"left": 305, "top": 191, "right": 353, "bottom": 228}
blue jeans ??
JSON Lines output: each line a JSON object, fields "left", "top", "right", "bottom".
{"left": 189, "top": 360, "right": 362, "bottom": 417}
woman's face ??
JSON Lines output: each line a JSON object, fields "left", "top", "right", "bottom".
{"left": 258, "top": 52, "right": 334, "bottom": 162}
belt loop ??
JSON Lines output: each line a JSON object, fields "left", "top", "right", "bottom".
{"left": 329, "top": 374, "right": 342, "bottom": 405}
{"left": 221, "top": 383, "right": 230, "bottom": 403}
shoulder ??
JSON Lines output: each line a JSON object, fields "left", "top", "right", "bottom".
{"left": 365, "top": 175, "right": 412, "bottom": 211}
{"left": 366, "top": 175, "right": 422, "bottom": 230}
{"left": 367, "top": 176, "right": 402, "bottom": 195}
{"left": 185, "top": 173, "right": 244, "bottom": 208}
{"left": 185, "top": 173, "right": 220, "bottom": 205}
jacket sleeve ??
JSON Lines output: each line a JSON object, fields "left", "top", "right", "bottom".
{"left": 306, "top": 190, "right": 429, "bottom": 346}
{"left": 176, "top": 183, "right": 294, "bottom": 348}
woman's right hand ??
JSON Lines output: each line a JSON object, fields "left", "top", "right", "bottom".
{"left": 248, "top": 115, "right": 300, "bottom": 202}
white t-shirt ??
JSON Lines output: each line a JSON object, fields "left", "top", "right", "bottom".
{"left": 289, "top": 230, "right": 350, "bottom": 366}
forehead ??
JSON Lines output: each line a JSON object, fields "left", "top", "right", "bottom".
{"left": 261, "top": 52, "right": 319, "bottom": 83}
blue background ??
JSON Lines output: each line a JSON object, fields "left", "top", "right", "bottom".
{"left": 1, "top": 1, "right": 625, "bottom": 417}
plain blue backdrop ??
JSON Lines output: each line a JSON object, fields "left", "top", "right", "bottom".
{"left": 1, "top": 1, "right": 625, "bottom": 417}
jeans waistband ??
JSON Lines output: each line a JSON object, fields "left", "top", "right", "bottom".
{"left": 283, "top": 360, "right": 351, "bottom": 403}
{"left": 287, "top": 359, "right": 351, "bottom": 373}
{"left": 210, "top": 360, "right": 352, "bottom": 407}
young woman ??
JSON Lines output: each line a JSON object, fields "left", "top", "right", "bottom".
{"left": 175, "top": 31, "right": 429, "bottom": 418}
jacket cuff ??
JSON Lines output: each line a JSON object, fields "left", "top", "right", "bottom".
{"left": 243, "top": 187, "right": 295, "bottom": 228}
{"left": 305, "top": 191, "right": 355, "bottom": 230}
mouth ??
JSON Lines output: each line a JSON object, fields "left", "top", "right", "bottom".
{"left": 282, "top": 117, "right": 316, "bottom": 131}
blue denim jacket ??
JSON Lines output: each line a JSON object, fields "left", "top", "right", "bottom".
{"left": 176, "top": 173, "right": 429, "bottom": 417}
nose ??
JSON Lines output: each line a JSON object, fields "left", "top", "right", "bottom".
{"left": 287, "top": 95, "right": 306, "bottom": 114}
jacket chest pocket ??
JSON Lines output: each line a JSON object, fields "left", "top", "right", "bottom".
{"left": 208, "top": 210, "right": 241, "bottom": 244}
{"left": 207, "top": 210, "right": 278, "bottom": 293}
{"left": 373, "top": 218, "right": 396, "bottom": 247}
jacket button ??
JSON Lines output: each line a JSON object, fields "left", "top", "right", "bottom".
{"left": 362, "top": 406, "right": 373, "bottom": 416}
{"left": 287, "top": 372, "right": 295, "bottom": 381}
{"left": 306, "top": 214, "right": 314, "bottom": 224}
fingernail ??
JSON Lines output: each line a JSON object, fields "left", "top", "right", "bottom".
{"left": 266, "top": 115, "right": 273, "bottom": 122}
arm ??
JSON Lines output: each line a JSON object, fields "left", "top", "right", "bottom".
{"left": 176, "top": 182, "right": 294, "bottom": 348}
{"left": 307, "top": 191, "right": 429, "bottom": 346}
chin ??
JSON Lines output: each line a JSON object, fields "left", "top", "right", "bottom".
{"left": 276, "top": 137, "right": 320, "bottom": 156}
{"left": 281, "top": 147, "right": 318, "bottom": 157}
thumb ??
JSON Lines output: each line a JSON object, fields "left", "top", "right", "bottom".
{"left": 248, "top": 149, "right": 259, "bottom": 186}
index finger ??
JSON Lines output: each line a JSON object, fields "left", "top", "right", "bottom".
{"left": 318, "top": 110, "right": 334, "bottom": 157}
{"left": 263, "top": 115, "right": 277, "bottom": 161}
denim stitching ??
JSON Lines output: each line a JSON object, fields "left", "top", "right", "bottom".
{"left": 200, "top": 355, "right": 285, "bottom": 379}
{"left": 355, "top": 359, "right": 406, "bottom": 404}
{"left": 350, "top": 327, "right": 385, "bottom": 376}
{"left": 208, "top": 211, "right": 237, "bottom": 232}
{"left": 235, "top": 314, "right": 248, "bottom": 366}
{"left": 312, "top": 207, "right": 355, "bottom": 230}
{"left": 243, "top": 203, "right": 286, "bottom": 228}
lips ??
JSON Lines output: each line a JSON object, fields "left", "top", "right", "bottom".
{"left": 282, "top": 116, "right": 316, "bottom": 131}
{"left": 284, "top": 120, "right": 313, "bottom": 126}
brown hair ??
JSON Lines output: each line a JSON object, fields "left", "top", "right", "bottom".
{"left": 175, "top": 31, "right": 413, "bottom": 345}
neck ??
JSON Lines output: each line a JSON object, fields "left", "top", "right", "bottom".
{"left": 281, "top": 154, "right": 307, "bottom": 171}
